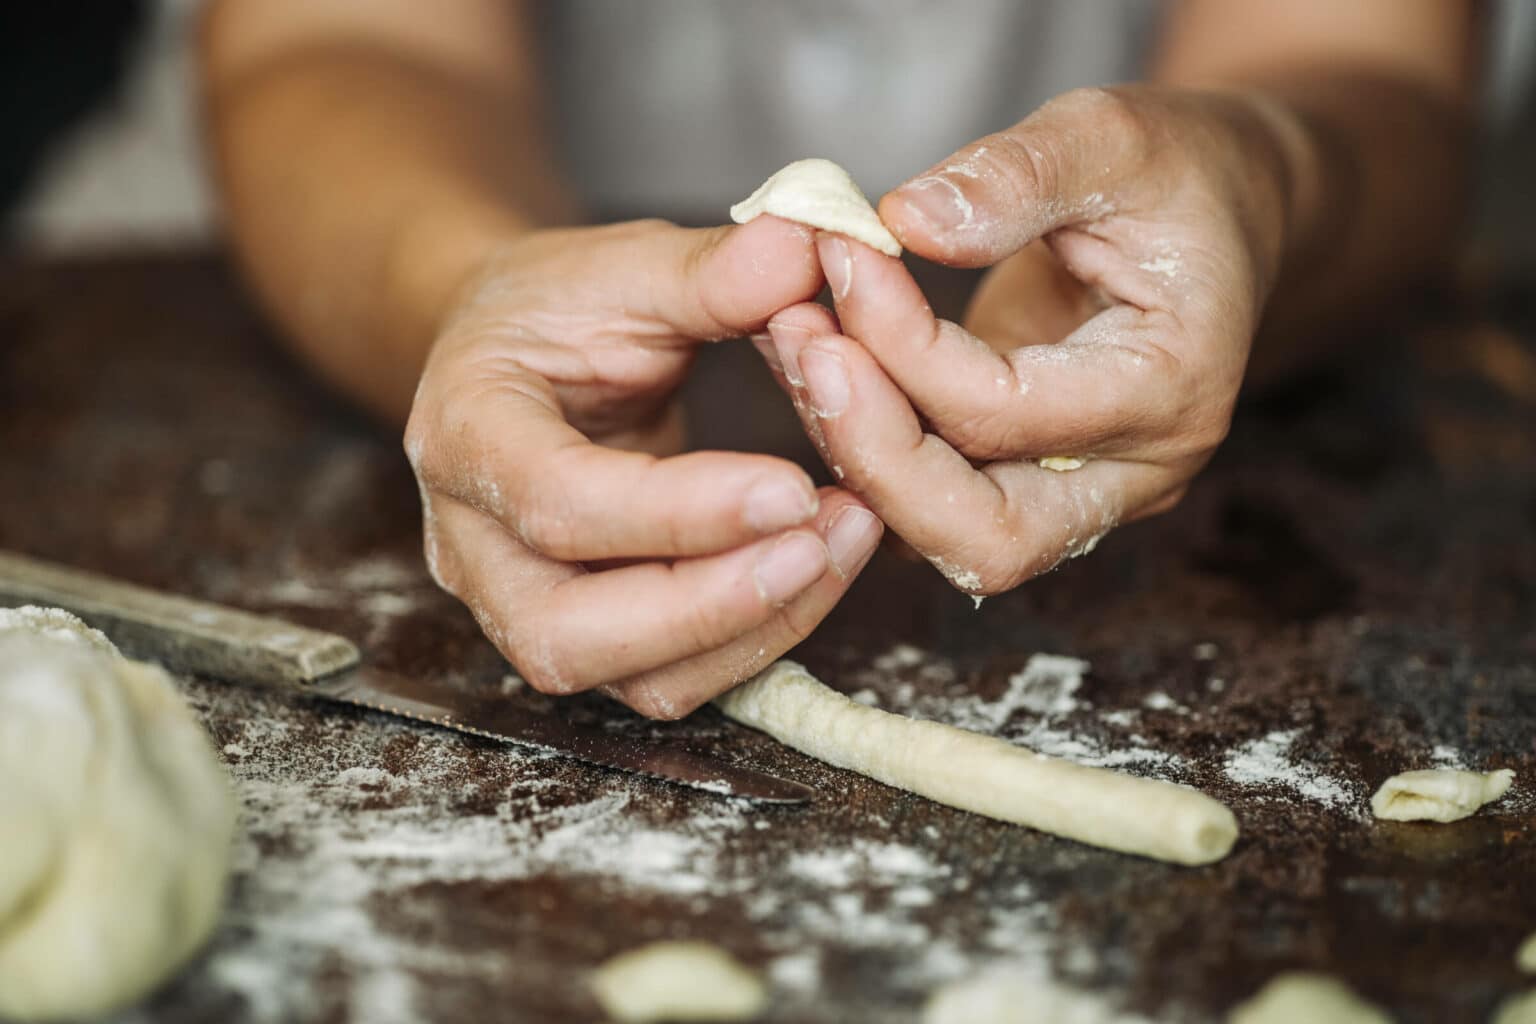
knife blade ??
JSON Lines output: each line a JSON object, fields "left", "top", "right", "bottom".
{"left": 0, "top": 550, "right": 814, "bottom": 804}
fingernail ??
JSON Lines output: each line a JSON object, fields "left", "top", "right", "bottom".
{"left": 768, "top": 320, "right": 809, "bottom": 386}
{"left": 754, "top": 532, "right": 829, "bottom": 606}
{"left": 800, "top": 344, "right": 849, "bottom": 417}
{"left": 825, "top": 506, "right": 880, "bottom": 577}
{"left": 743, "top": 474, "right": 817, "bottom": 533}
{"left": 819, "top": 235, "right": 853, "bottom": 300}
{"left": 896, "top": 175, "right": 972, "bottom": 230}
{"left": 749, "top": 332, "right": 783, "bottom": 374}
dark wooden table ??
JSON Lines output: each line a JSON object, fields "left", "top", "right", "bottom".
{"left": 2, "top": 251, "right": 1533, "bottom": 1024}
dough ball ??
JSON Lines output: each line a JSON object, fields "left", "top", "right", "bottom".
{"left": 1370, "top": 767, "right": 1514, "bottom": 823}
{"left": 1227, "top": 972, "right": 1391, "bottom": 1024}
{"left": 0, "top": 607, "right": 236, "bottom": 1021}
{"left": 729, "top": 158, "right": 902, "bottom": 257}
{"left": 590, "top": 940, "right": 766, "bottom": 1022}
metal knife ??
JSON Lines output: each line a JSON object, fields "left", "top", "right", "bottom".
{"left": 0, "top": 550, "right": 813, "bottom": 804}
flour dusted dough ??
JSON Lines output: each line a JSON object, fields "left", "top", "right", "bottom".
{"left": 729, "top": 158, "right": 902, "bottom": 257}
{"left": 1369, "top": 767, "right": 1514, "bottom": 823}
{"left": 0, "top": 606, "right": 235, "bottom": 1021}
{"left": 590, "top": 941, "right": 766, "bottom": 1023}
{"left": 1227, "top": 973, "right": 1391, "bottom": 1024}
{"left": 715, "top": 661, "right": 1238, "bottom": 865}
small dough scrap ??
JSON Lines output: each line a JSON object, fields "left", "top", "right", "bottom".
{"left": 1227, "top": 973, "right": 1392, "bottom": 1024}
{"left": 1519, "top": 932, "right": 1536, "bottom": 973}
{"left": 590, "top": 941, "right": 767, "bottom": 1023}
{"left": 1495, "top": 990, "right": 1536, "bottom": 1024}
{"left": 1039, "top": 456, "right": 1087, "bottom": 472}
{"left": 1370, "top": 767, "right": 1515, "bottom": 823}
{"left": 0, "top": 607, "right": 236, "bottom": 1022}
{"left": 729, "top": 158, "right": 902, "bottom": 257}
{"left": 715, "top": 660, "right": 1238, "bottom": 865}
{"left": 924, "top": 968, "right": 1145, "bottom": 1023}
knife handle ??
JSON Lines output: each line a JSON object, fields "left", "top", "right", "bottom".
{"left": 0, "top": 550, "right": 359, "bottom": 687}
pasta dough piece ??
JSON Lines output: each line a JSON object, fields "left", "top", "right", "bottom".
{"left": 0, "top": 607, "right": 236, "bottom": 1022}
{"left": 1494, "top": 990, "right": 1536, "bottom": 1024}
{"left": 1227, "top": 973, "right": 1392, "bottom": 1024}
{"left": 1519, "top": 932, "right": 1536, "bottom": 973}
{"left": 714, "top": 661, "right": 1238, "bottom": 865}
{"left": 729, "top": 158, "right": 902, "bottom": 257}
{"left": 1039, "top": 456, "right": 1087, "bottom": 472}
{"left": 924, "top": 968, "right": 1145, "bottom": 1024}
{"left": 590, "top": 941, "right": 766, "bottom": 1023}
{"left": 1369, "top": 767, "right": 1515, "bottom": 823}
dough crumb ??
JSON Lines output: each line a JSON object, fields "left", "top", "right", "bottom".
{"left": 729, "top": 158, "right": 902, "bottom": 257}
{"left": 1370, "top": 767, "right": 1514, "bottom": 823}
{"left": 590, "top": 941, "right": 766, "bottom": 1023}
{"left": 1227, "top": 972, "right": 1391, "bottom": 1024}
{"left": 1039, "top": 456, "right": 1087, "bottom": 472}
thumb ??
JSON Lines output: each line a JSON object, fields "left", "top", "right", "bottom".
{"left": 629, "top": 214, "right": 826, "bottom": 341}
{"left": 879, "top": 87, "right": 1145, "bottom": 268}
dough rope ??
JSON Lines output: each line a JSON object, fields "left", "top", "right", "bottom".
{"left": 715, "top": 661, "right": 1238, "bottom": 866}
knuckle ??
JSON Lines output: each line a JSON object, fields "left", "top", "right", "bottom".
{"left": 628, "top": 686, "right": 699, "bottom": 722}
{"left": 988, "top": 130, "right": 1059, "bottom": 208}
{"left": 509, "top": 619, "right": 579, "bottom": 696}
{"left": 514, "top": 468, "right": 580, "bottom": 556}
{"left": 1056, "top": 86, "right": 1149, "bottom": 143}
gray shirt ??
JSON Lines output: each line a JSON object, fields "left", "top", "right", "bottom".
{"left": 541, "top": 1, "right": 1162, "bottom": 217}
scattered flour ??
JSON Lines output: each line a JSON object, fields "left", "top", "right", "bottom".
{"left": 1222, "top": 730, "right": 1355, "bottom": 810}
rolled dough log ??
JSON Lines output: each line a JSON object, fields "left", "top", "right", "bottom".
{"left": 729, "top": 158, "right": 902, "bottom": 257}
{"left": 1227, "top": 973, "right": 1392, "bottom": 1024}
{"left": 590, "top": 941, "right": 766, "bottom": 1023}
{"left": 0, "top": 606, "right": 235, "bottom": 1022}
{"left": 714, "top": 661, "right": 1238, "bottom": 865}
{"left": 1369, "top": 767, "right": 1514, "bottom": 823}
{"left": 1496, "top": 990, "right": 1536, "bottom": 1024}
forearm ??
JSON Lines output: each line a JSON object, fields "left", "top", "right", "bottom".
{"left": 1188, "top": 71, "right": 1473, "bottom": 381}
{"left": 205, "top": 44, "right": 577, "bottom": 421}
{"left": 1152, "top": 0, "right": 1483, "bottom": 381}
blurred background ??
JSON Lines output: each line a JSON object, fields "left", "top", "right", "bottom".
{"left": 1, "top": 1, "right": 1534, "bottom": 269}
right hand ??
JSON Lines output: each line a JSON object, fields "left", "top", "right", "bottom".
{"left": 404, "top": 217, "right": 884, "bottom": 719}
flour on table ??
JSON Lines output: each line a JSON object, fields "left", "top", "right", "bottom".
{"left": 1222, "top": 729, "right": 1355, "bottom": 811}
{"left": 729, "top": 158, "right": 902, "bottom": 256}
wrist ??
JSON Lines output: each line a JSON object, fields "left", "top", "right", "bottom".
{"left": 1211, "top": 87, "right": 1334, "bottom": 299}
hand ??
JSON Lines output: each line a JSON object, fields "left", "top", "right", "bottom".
{"left": 760, "top": 86, "right": 1293, "bottom": 597}
{"left": 406, "top": 217, "right": 884, "bottom": 717}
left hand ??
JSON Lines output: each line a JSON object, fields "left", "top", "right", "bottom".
{"left": 758, "top": 85, "right": 1296, "bottom": 597}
